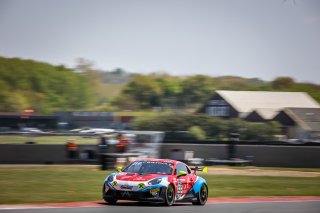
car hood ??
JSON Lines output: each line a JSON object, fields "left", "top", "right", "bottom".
{"left": 115, "top": 173, "right": 166, "bottom": 182}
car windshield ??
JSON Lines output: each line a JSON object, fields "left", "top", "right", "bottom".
{"left": 123, "top": 161, "right": 173, "bottom": 175}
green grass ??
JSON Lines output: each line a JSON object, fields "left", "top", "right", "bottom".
{"left": 209, "top": 166, "right": 320, "bottom": 173}
{"left": 0, "top": 166, "right": 106, "bottom": 204}
{"left": 0, "top": 166, "right": 319, "bottom": 204}
{"left": 201, "top": 174, "right": 320, "bottom": 197}
{"left": 0, "top": 135, "right": 98, "bottom": 145}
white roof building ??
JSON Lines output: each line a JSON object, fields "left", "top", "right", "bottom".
{"left": 273, "top": 108, "right": 320, "bottom": 140}
{"left": 199, "top": 90, "right": 320, "bottom": 120}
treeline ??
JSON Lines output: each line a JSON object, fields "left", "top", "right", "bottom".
{"left": 111, "top": 74, "right": 215, "bottom": 110}
{"left": 0, "top": 57, "right": 94, "bottom": 113}
{"left": 112, "top": 74, "right": 320, "bottom": 111}
{"left": 133, "top": 114, "right": 281, "bottom": 141}
{"left": 1, "top": 56, "right": 320, "bottom": 114}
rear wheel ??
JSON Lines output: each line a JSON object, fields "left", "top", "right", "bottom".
{"left": 192, "top": 184, "right": 208, "bottom": 205}
{"left": 164, "top": 184, "right": 175, "bottom": 206}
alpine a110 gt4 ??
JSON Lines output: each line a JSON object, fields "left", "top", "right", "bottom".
{"left": 102, "top": 158, "right": 208, "bottom": 206}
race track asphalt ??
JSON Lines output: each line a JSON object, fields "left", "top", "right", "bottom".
{"left": 1, "top": 201, "right": 320, "bottom": 213}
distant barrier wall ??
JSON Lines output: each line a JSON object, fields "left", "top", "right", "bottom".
{"left": 160, "top": 144, "right": 320, "bottom": 168}
{"left": 0, "top": 144, "right": 320, "bottom": 168}
{"left": 0, "top": 144, "right": 97, "bottom": 164}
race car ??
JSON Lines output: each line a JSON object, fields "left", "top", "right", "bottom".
{"left": 102, "top": 158, "right": 208, "bottom": 206}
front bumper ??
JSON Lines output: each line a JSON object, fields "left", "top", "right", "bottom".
{"left": 103, "top": 186, "right": 166, "bottom": 202}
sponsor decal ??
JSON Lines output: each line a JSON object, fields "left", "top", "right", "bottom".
{"left": 150, "top": 188, "right": 160, "bottom": 193}
{"left": 138, "top": 183, "right": 145, "bottom": 189}
{"left": 120, "top": 185, "right": 133, "bottom": 190}
{"left": 176, "top": 179, "right": 183, "bottom": 199}
{"left": 135, "top": 176, "right": 145, "bottom": 181}
{"left": 143, "top": 161, "right": 173, "bottom": 166}
{"left": 112, "top": 181, "right": 118, "bottom": 187}
{"left": 150, "top": 188, "right": 160, "bottom": 196}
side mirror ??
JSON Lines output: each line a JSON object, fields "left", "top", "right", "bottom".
{"left": 116, "top": 166, "right": 123, "bottom": 172}
{"left": 178, "top": 170, "right": 187, "bottom": 177}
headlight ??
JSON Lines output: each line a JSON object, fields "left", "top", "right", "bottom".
{"left": 107, "top": 175, "right": 114, "bottom": 182}
{"left": 148, "top": 178, "right": 162, "bottom": 185}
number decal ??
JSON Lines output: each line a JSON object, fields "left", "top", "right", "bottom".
{"left": 176, "top": 180, "right": 183, "bottom": 199}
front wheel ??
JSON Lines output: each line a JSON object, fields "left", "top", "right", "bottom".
{"left": 192, "top": 184, "right": 208, "bottom": 205}
{"left": 104, "top": 197, "right": 117, "bottom": 205}
{"left": 164, "top": 184, "right": 175, "bottom": 206}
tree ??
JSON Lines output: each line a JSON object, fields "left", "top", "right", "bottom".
{"left": 188, "top": 126, "right": 206, "bottom": 140}
{"left": 155, "top": 77, "right": 182, "bottom": 108}
{"left": 120, "top": 75, "right": 162, "bottom": 109}
{"left": 271, "top": 77, "right": 295, "bottom": 90}
{"left": 0, "top": 57, "right": 94, "bottom": 114}
{"left": 0, "top": 92, "right": 29, "bottom": 112}
{"left": 180, "top": 75, "right": 215, "bottom": 106}
{"left": 132, "top": 114, "right": 281, "bottom": 141}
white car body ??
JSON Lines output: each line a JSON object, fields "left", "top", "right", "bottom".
{"left": 79, "top": 128, "right": 115, "bottom": 135}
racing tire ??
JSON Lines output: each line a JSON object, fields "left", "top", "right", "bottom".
{"left": 163, "top": 184, "right": 175, "bottom": 206}
{"left": 103, "top": 198, "right": 117, "bottom": 205}
{"left": 192, "top": 184, "right": 208, "bottom": 206}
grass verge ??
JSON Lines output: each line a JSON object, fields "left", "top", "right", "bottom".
{"left": 208, "top": 166, "right": 320, "bottom": 173}
{"left": 0, "top": 135, "right": 97, "bottom": 145}
{"left": 0, "top": 166, "right": 319, "bottom": 204}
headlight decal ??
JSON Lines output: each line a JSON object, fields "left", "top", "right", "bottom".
{"left": 148, "top": 177, "right": 163, "bottom": 185}
{"left": 105, "top": 173, "right": 117, "bottom": 183}
{"left": 107, "top": 175, "right": 114, "bottom": 182}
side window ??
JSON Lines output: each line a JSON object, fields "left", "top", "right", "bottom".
{"left": 175, "top": 163, "right": 190, "bottom": 175}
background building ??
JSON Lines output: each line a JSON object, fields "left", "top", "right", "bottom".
{"left": 198, "top": 90, "right": 320, "bottom": 120}
{"left": 0, "top": 112, "right": 57, "bottom": 130}
{"left": 54, "top": 112, "right": 115, "bottom": 129}
{"left": 273, "top": 108, "right": 320, "bottom": 141}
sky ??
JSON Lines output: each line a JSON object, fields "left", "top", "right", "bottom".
{"left": 0, "top": 0, "right": 320, "bottom": 83}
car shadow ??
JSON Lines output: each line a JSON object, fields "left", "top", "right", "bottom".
{"left": 97, "top": 201, "right": 193, "bottom": 207}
